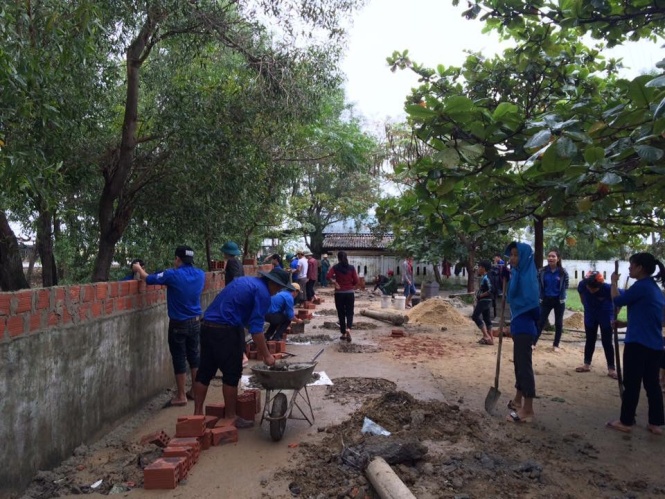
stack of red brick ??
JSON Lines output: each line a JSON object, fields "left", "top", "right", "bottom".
{"left": 142, "top": 389, "right": 262, "bottom": 489}
{"left": 247, "top": 341, "right": 288, "bottom": 360}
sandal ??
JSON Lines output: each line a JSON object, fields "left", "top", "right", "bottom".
{"left": 575, "top": 365, "right": 591, "bottom": 373}
{"left": 607, "top": 370, "right": 618, "bottom": 380}
{"left": 346, "top": 330, "right": 352, "bottom": 343}
{"left": 507, "top": 400, "right": 521, "bottom": 411}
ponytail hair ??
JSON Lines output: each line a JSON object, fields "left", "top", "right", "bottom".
{"left": 335, "top": 251, "right": 353, "bottom": 274}
{"left": 629, "top": 252, "right": 665, "bottom": 287}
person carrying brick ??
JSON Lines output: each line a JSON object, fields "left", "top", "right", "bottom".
{"left": 191, "top": 268, "right": 296, "bottom": 427}
{"left": 264, "top": 283, "right": 300, "bottom": 341}
{"left": 133, "top": 246, "right": 205, "bottom": 408}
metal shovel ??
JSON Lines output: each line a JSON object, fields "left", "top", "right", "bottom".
{"left": 484, "top": 278, "right": 508, "bottom": 414}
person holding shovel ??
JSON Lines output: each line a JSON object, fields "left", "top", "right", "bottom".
{"left": 472, "top": 260, "right": 494, "bottom": 345}
{"left": 505, "top": 241, "right": 541, "bottom": 423}
{"left": 575, "top": 271, "right": 618, "bottom": 379}
{"left": 606, "top": 253, "right": 665, "bottom": 435}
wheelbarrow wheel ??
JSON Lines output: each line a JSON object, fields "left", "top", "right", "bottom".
{"left": 270, "top": 393, "right": 288, "bottom": 442}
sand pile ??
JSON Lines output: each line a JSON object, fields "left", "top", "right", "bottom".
{"left": 563, "top": 312, "right": 585, "bottom": 329}
{"left": 406, "top": 296, "right": 472, "bottom": 326}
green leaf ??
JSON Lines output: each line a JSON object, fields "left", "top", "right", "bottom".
{"left": 555, "top": 137, "right": 577, "bottom": 158}
{"left": 645, "top": 75, "right": 665, "bottom": 88}
{"left": 600, "top": 172, "right": 622, "bottom": 185}
{"left": 405, "top": 104, "right": 436, "bottom": 119}
{"left": 492, "top": 102, "right": 518, "bottom": 120}
{"left": 634, "top": 145, "right": 664, "bottom": 162}
{"left": 444, "top": 96, "right": 474, "bottom": 116}
{"left": 584, "top": 146, "right": 605, "bottom": 164}
{"left": 524, "top": 130, "right": 552, "bottom": 150}
{"left": 541, "top": 143, "right": 571, "bottom": 172}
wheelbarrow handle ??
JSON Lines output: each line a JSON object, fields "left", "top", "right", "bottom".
{"left": 311, "top": 348, "right": 325, "bottom": 363}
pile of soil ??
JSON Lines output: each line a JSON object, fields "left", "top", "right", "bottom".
{"left": 324, "top": 377, "right": 396, "bottom": 404}
{"left": 406, "top": 297, "right": 472, "bottom": 327}
{"left": 563, "top": 312, "right": 585, "bottom": 329}
{"left": 337, "top": 343, "right": 381, "bottom": 354}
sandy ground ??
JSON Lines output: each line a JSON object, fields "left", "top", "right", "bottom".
{"left": 22, "top": 287, "right": 665, "bottom": 499}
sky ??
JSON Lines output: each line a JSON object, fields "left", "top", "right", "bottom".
{"left": 341, "top": 0, "right": 663, "bottom": 127}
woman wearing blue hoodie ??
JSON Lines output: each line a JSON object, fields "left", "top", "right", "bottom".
{"left": 505, "top": 241, "right": 541, "bottom": 423}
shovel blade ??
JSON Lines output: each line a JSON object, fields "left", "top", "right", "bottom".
{"left": 484, "top": 386, "right": 501, "bottom": 414}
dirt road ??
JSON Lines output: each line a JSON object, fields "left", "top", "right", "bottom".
{"left": 23, "top": 287, "right": 665, "bottom": 499}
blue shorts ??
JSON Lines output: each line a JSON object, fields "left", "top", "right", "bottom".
{"left": 403, "top": 283, "right": 416, "bottom": 297}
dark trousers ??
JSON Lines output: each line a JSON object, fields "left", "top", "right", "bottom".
{"left": 537, "top": 297, "right": 565, "bottom": 346}
{"left": 472, "top": 300, "right": 492, "bottom": 330}
{"left": 265, "top": 313, "right": 291, "bottom": 341}
{"left": 306, "top": 279, "right": 316, "bottom": 301}
{"left": 334, "top": 292, "right": 355, "bottom": 335}
{"left": 168, "top": 319, "right": 201, "bottom": 375}
{"left": 620, "top": 342, "right": 664, "bottom": 426}
{"left": 513, "top": 334, "right": 536, "bottom": 398}
{"left": 583, "top": 321, "right": 615, "bottom": 368}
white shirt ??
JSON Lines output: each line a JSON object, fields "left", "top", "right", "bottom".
{"left": 298, "top": 256, "right": 308, "bottom": 279}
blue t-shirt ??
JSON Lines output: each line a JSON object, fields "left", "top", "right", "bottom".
{"left": 290, "top": 259, "right": 299, "bottom": 280}
{"left": 146, "top": 264, "right": 205, "bottom": 320}
{"left": 613, "top": 277, "right": 665, "bottom": 351}
{"left": 203, "top": 276, "right": 271, "bottom": 334}
{"left": 542, "top": 267, "right": 562, "bottom": 298}
{"left": 511, "top": 307, "right": 540, "bottom": 336}
{"left": 578, "top": 282, "right": 614, "bottom": 328}
{"left": 267, "top": 289, "right": 295, "bottom": 320}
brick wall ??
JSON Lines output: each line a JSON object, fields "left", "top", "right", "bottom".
{"left": 0, "top": 265, "right": 270, "bottom": 499}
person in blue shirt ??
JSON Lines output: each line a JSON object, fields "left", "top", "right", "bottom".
{"left": 192, "top": 268, "right": 296, "bottom": 427}
{"left": 265, "top": 283, "right": 300, "bottom": 341}
{"left": 575, "top": 271, "right": 617, "bottom": 379}
{"left": 133, "top": 246, "right": 205, "bottom": 408}
{"left": 607, "top": 253, "right": 665, "bottom": 435}
{"left": 121, "top": 258, "right": 144, "bottom": 280}
{"left": 505, "top": 241, "right": 540, "bottom": 424}
{"left": 473, "top": 260, "right": 494, "bottom": 345}
{"left": 287, "top": 253, "right": 299, "bottom": 281}
{"left": 221, "top": 241, "right": 244, "bottom": 285}
{"left": 536, "top": 248, "right": 569, "bottom": 352}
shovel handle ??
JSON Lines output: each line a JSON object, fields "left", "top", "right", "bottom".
{"left": 310, "top": 348, "right": 325, "bottom": 364}
{"left": 612, "top": 260, "right": 624, "bottom": 398}
{"left": 493, "top": 278, "right": 508, "bottom": 390}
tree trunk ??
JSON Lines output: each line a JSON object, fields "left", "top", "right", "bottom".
{"left": 0, "top": 211, "right": 30, "bottom": 291}
{"left": 35, "top": 208, "right": 57, "bottom": 287}
{"left": 534, "top": 216, "right": 544, "bottom": 269}
{"left": 465, "top": 249, "right": 476, "bottom": 292}
{"left": 432, "top": 264, "right": 442, "bottom": 285}
{"left": 91, "top": 13, "right": 162, "bottom": 282}
{"left": 205, "top": 234, "right": 212, "bottom": 271}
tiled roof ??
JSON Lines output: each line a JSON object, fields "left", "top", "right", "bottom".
{"left": 322, "top": 233, "right": 394, "bottom": 250}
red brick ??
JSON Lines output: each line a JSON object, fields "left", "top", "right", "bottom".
{"left": 249, "top": 350, "right": 257, "bottom": 360}
{"left": 143, "top": 458, "right": 179, "bottom": 489}
{"left": 175, "top": 416, "right": 206, "bottom": 438}
{"left": 7, "top": 315, "right": 25, "bottom": 338}
{"left": 90, "top": 302, "right": 102, "bottom": 318}
{"left": 15, "top": 291, "right": 32, "bottom": 313}
{"left": 104, "top": 300, "right": 114, "bottom": 316}
{"left": 199, "top": 429, "right": 212, "bottom": 450}
{"left": 29, "top": 312, "right": 43, "bottom": 332}
{"left": 243, "top": 389, "right": 262, "bottom": 414}
{"left": 236, "top": 398, "right": 255, "bottom": 423}
{"left": 68, "top": 286, "right": 80, "bottom": 304}
{"left": 205, "top": 403, "right": 226, "bottom": 418}
{"left": 210, "top": 426, "right": 238, "bottom": 446}
{"left": 204, "top": 415, "right": 219, "bottom": 428}
{"left": 47, "top": 312, "right": 59, "bottom": 327}
{"left": 0, "top": 294, "right": 10, "bottom": 316}
{"left": 35, "top": 290, "right": 50, "bottom": 310}
{"left": 115, "top": 297, "right": 126, "bottom": 311}
{"left": 81, "top": 285, "right": 95, "bottom": 303}
{"left": 140, "top": 430, "right": 171, "bottom": 448}
{"left": 213, "top": 417, "right": 235, "bottom": 428}
{"left": 118, "top": 281, "right": 130, "bottom": 296}
{"left": 61, "top": 307, "right": 72, "bottom": 324}
{"left": 54, "top": 287, "right": 65, "bottom": 306}
{"left": 108, "top": 282, "right": 120, "bottom": 298}
{"left": 267, "top": 341, "right": 277, "bottom": 354}
{"left": 277, "top": 340, "right": 286, "bottom": 353}
{"left": 95, "top": 284, "right": 108, "bottom": 301}
{"left": 79, "top": 304, "right": 91, "bottom": 321}
{"left": 127, "top": 280, "right": 139, "bottom": 293}
{"left": 162, "top": 446, "right": 193, "bottom": 470}
{"left": 124, "top": 296, "right": 135, "bottom": 310}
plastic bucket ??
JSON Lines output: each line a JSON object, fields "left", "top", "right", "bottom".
{"left": 394, "top": 296, "right": 406, "bottom": 310}
{"left": 381, "top": 295, "right": 391, "bottom": 309}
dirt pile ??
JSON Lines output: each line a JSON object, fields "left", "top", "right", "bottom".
{"left": 406, "top": 297, "right": 472, "bottom": 327}
{"left": 563, "top": 312, "right": 585, "bottom": 329}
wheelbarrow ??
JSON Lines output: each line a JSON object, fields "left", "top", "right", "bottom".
{"left": 250, "top": 349, "right": 324, "bottom": 441}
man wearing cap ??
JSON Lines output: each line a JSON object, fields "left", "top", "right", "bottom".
{"left": 222, "top": 241, "right": 244, "bottom": 285}
{"left": 192, "top": 268, "right": 296, "bottom": 427}
{"left": 133, "top": 246, "right": 205, "bottom": 407}
{"left": 296, "top": 250, "right": 309, "bottom": 302}
{"left": 265, "top": 282, "right": 300, "bottom": 341}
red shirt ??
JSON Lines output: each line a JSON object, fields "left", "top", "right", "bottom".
{"left": 326, "top": 264, "right": 359, "bottom": 292}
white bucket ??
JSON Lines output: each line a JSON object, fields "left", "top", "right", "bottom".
{"left": 381, "top": 295, "right": 391, "bottom": 309}
{"left": 394, "top": 296, "right": 406, "bottom": 310}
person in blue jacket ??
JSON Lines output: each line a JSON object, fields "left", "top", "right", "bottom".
{"left": 575, "top": 271, "right": 617, "bottom": 379}
{"left": 133, "top": 246, "right": 205, "bottom": 408}
{"left": 192, "top": 268, "right": 295, "bottom": 427}
{"left": 505, "top": 241, "right": 541, "bottom": 424}
{"left": 264, "top": 283, "right": 300, "bottom": 341}
{"left": 607, "top": 253, "right": 665, "bottom": 435}
{"left": 536, "top": 248, "right": 569, "bottom": 352}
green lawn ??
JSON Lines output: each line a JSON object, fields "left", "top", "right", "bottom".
{"left": 566, "top": 291, "right": 626, "bottom": 321}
